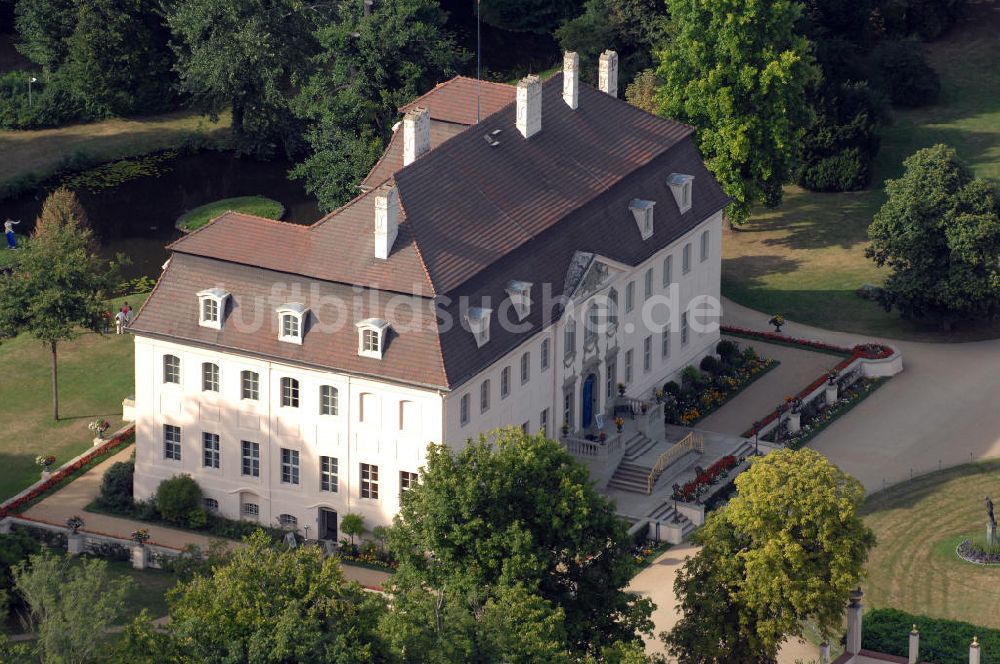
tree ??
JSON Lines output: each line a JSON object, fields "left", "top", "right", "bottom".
{"left": 479, "top": 0, "right": 583, "bottom": 33}
{"left": 0, "top": 531, "right": 41, "bottom": 623}
{"left": 655, "top": 0, "right": 819, "bottom": 224}
{"left": 0, "top": 189, "right": 118, "bottom": 420}
{"left": 145, "top": 530, "right": 387, "bottom": 663}
{"left": 292, "top": 0, "right": 465, "bottom": 210}
{"left": 13, "top": 552, "right": 131, "bottom": 664}
{"left": 866, "top": 144, "right": 1000, "bottom": 328}
{"left": 166, "top": 0, "right": 317, "bottom": 156}
{"left": 625, "top": 68, "right": 658, "bottom": 114}
{"left": 389, "top": 427, "right": 653, "bottom": 654}
{"left": 665, "top": 448, "right": 875, "bottom": 663}
{"left": 14, "top": 0, "right": 77, "bottom": 72}
{"left": 340, "top": 513, "right": 364, "bottom": 547}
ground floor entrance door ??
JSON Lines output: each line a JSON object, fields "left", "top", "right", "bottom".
{"left": 582, "top": 374, "right": 596, "bottom": 429}
{"left": 319, "top": 508, "right": 338, "bottom": 541}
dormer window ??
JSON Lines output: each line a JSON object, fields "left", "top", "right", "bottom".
{"left": 277, "top": 303, "right": 307, "bottom": 345}
{"left": 356, "top": 318, "right": 390, "bottom": 359}
{"left": 197, "top": 288, "right": 230, "bottom": 330}
{"left": 667, "top": 173, "right": 694, "bottom": 214}
{"left": 505, "top": 281, "right": 533, "bottom": 321}
{"left": 629, "top": 199, "right": 655, "bottom": 240}
{"left": 466, "top": 307, "right": 492, "bottom": 348}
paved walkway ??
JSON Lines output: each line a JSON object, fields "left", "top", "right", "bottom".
{"left": 20, "top": 446, "right": 390, "bottom": 590}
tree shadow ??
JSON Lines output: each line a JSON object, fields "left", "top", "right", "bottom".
{"left": 721, "top": 254, "right": 802, "bottom": 289}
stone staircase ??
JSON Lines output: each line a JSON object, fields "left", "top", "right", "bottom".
{"left": 646, "top": 501, "right": 697, "bottom": 539}
{"left": 622, "top": 433, "right": 657, "bottom": 461}
{"left": 606, "top": 461, "right": 654, "bottom": 493}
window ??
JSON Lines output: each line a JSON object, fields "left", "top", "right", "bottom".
{"left": 400, "top": 471, "right": 418, "bottom": 493}
{"left": 585, "top": 303, "right": 599, "bottom": 346}
{"left": 202, "top": 432, "right": 220, "bottom": 469}
{"left": 278, "top": 303, "right": 306, "bottom": 344}
{"left": 520, "top": 352, "right": 530, "bottom": 384}
{"left": 280, "top": 377, "right": 299, "bottom": 408}
{"left": 563, "top": 387, "right": 575, "bottom": 432}
{"left": 683, "top": 180, "right": 692, "bottom": 209}
{"left": 356, "top": 318, "right": 390, "bottom": 358}
{"left": 668, "top": 173, "right": 694, "bottom": 213}
{"left": 506, "top": 281, "right": 532, "bottom": 321}
{"left": 662, "top": 327, "right": 671, "bottom": 359}
{"left": 164, "top": 424, "right": 181, "bottom": 460}
{"left": 465, "top": 308, "right": 492, "bottom": 348}
{"left": 243, "top": 502, "right": 259, "bottom": 517}
{"left": 360, "top": 463, "right": 379, "bottom": 499}
{"left": 241, "top": 441, "right": 260, "bottom": 477}
{"left": 644, "top": 268, "right": 653, "bottom": 299}
{"left": 320, "top": 456, "right": 338, "bottom": 492}
{"left": 540, "top": 408, "right": 549, "bottom": 437}
{"left": 501, "top": 367, "right": 511, "bottom": 399}
{"left": 606, "top": 358, "right": 618, "bottom": 399}
{"left": 700, "top": 230, "right": 710, "bottom": 262}
{"left": 682, "top": 243, "right": 691, "bottom": 274}
{"left": 625, "top": 349, "right": 633, "bottom": 383}
{"left": 643, "top": 336, "right": 652, "bottom": 372}
{"left": 197, "top": 288, "right": 229, "bottom": 330}
{"left": 608, "top": 289, "right": 619, "bottom": 328}
{"left": 480, "top": 380, "right": 490, "bottom": 413}
{"left": 280, "top": 448, "right": 300, "bottom": 485}
{"left": 241, "top": 370, "right": 259, "bottom": 400}
{"left": 202, "top": 298, "right": 218, "bottom": 324}
{"left": 629, "top": 199, "right": 655, "bottom": 240}
{"left": 203, "top": 498, "right": 219, "bottom": 511}
{"left": 564, "top": 318, "right": 577, "bottom": 358}
{"left": 662, "top": 255, "right": 673, "bottom": 287}
{"left": 320, "top": 385, "right": 339, "bottom": 415}
{"left": 521, "top": 421, "right": 529, "bottom": 433}
{"left": 278, "top": 514, "right": 298, "bottom": 527}
{"left": 541, "top": 339, "right": 550, "bottom": 370}
{"left": 625, "top": 281, "right": 635, "bottom": 313}
{"left": 460, "top": 394, "right": 470, "bottom": 426}
{"left": 202, "top": 362, "right": 220, "bottom": 392}
{"left": 681, "top": 312, "right": 689, "bottom": 346}
{"left": 163, "top": 355, "right": 180, "bottom": 384}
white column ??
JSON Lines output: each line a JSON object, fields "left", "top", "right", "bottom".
{"left": 970, "top": 636, "right": 981, "bottom": 664}
{"left": 908, "top": 625, "right": 920, "bottom": 664}
{"left": 846, "top": 588, "right": 863, "bottom": 655}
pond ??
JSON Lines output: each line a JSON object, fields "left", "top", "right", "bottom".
{"left": 0, "top": 150, "right": 323, "bottom": 280}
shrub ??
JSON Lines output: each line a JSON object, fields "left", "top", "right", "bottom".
{"left": 680, "top": 365, "right": 703, "bottom": 387}
{"left": 863, "top": 608, "right": 1000, "bottom": 664}
{"left": 741, "top": 346, "right": 759, "bottom": 365}
{"left": 0, "top": 531, "right": 41, "bottom": 620}
{"left": 715, "top": 340, "right": 739, "bottom": 362}
{"left": 662, "top": 380, "right": 681, "bottom": 397}
{"left": 870, "top": 40, "right": 940, "bottom": 107}
{"left": 699, "top": 355, "right": 721, "bottom": 375}
{"left": 187, "top": 507, "right": 208, "bottom": 530}
{"left": 98, "top": 460, "right": 134, "bottom": 510}
{"left": 155, "top": 475, "right": 203, "bottom": 525}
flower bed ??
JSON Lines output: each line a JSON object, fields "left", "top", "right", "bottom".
{"left": 0, "top": 426, "right": 136, "bottom": 519}
{"left": 630, "top": 540, "right": 671, "bottom": 572}
{"left": 760, "top": 378, "right": 888, "bottom": 449}
{"left": 721, "top": 325, "right": 895, "bottom": 361}
{"left": 664, "top": 350, "right": 778, "bottom": 427}
{"left": 957, "top": 538, "right": 1000, "bottom": 565}
{"left": 671, "top": 455, "right": 741, "bottom": 502}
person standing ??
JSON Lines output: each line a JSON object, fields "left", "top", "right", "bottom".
{"left": 114, "top": 310, "right": 125, "bottom": 335}
{"left": 4, "top": 219, "right": 20, "bottom": 249}
{"left": 122, "top": 301, "right": 131, "bottom": 324}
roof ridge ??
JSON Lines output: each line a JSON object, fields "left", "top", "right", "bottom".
{"left": 395, "top": 189, "right": 437, "bottom": 297}
{"left": 398, "top": 75, "right": 515, "bottom": 114}
{"left": 167, "top": 210, "right": 307, "bottom": 252}
{"left": 128, "top": 253, "right": 174, "bottom": 330}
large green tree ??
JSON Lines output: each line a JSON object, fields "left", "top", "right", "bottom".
{"left": 389, "top": 428, "right": 653, "bottom": 655}
{"left": 664, "top": 448, "right": 875, "bottom": 663}
{"left": 655, "top": 0, "right": 819, "bottom": 224}
{"left": 0, "top": 189, "right": 118, "bottom": 420}
{"left": 292, "top": 0, "right": 465, "bottom": 211}
{"left": 479, "top": 0, "right": 583, "bottom": 33}
{"left": 866, "top": 144, "right": 1000, "bottom": 328}
{"left": 166, "top": 0, "right": 319, "bottom": 156}
{"left": 14, "top": 0, "right": 77, "bottom": 72}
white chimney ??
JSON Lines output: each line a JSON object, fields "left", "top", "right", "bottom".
{"left": 908, "top": 625, "right": 919, "bottom": 664}
{"left": 373, "top": 183, "right": 399, "bottom": 260}
{"left": 846, "top": 588, "right": 863, "bottom": 655}
{"left": 598, "top": 49, "right": 619, "bottom": 98}
{"left": 403, "top": 106, "right": 430, "bottom": 166}
{"left": 563, "top": 51, "right": 579, "bottom": 110}
{"left": 516, "top": 75, "right": 542, "bottom": 139}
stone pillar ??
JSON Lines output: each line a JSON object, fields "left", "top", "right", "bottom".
{"left": 67, "top": 533, "right": 84, "bottom": 555}
{"left": 909, "top": 625, "right": 920, "bottom": 664}
{"left": 40, "top": 469, "right": 51, "bottom": 481}
{"left": 93, "top": 437, "right": 104, "bottom": 447}
{"left": 131, "top": 544, "right": 146, "bottom": 570}
{"left": 819, "top": 642, "right": 830, "bottom": 664}
{"left": 846, "top": 588, "right": 863, "bottom": 655}
{"left": 826, "top": 383, "right": 839, "bottom": 405}
{"left": 970, "top": 636, "right": 981, "bottom": 664}
{"left": 0, "top": 518, "right": 11, "bottom": 535}
{"left": 788, "top": 411, "right": 801, "bottom": 434}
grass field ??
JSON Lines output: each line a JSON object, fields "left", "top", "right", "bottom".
{"left": 862, "top": 460, "right": 1000, "bottom": 629}
{"left": 0, "top": 110, "right": 231, "bottom": 193}
{"left": 176, "top": 196, "right": 284, "bottom": 232}
{"left": 722, "top": 0, "right": 1000, "bottom": 340}
{"left": 0, "top": 294, "right": 146, "bottom": 501}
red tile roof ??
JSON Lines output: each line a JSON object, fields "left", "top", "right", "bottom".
{"left": 360, "top": 119, "right": 466, "bottom": 190}
{"left": 398, "top": 76, "right": 515, "bottom": 126}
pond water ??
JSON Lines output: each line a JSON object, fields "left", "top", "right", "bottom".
{"left": 0, "top": 151, "right": 323, "bottom": 280}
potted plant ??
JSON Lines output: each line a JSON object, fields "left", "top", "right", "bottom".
{"left": 130, "top": 529, "right": 150, "bottom": 570}
{"left": 561, "top": 421, "right": 570, "bottom": 436}
{"left": 88, "top": 418, "right": 111, "bottom": 440}
{"left": 617, "top": 382, "right": 626, "bottom": 397}
{"left": 599, "top": 431, "right": 607, "bottom": 443}
{"left": 66, "top": 515, "right": 84, "bottom": 534}
{"left": 130, "top": 528, "right": 150, "bottom": 545}
{"left": 825, "top": 370, "right": 840, "bottom": 404}
{"left": 614, "top": 416, "right": 624, "bottom": 433}
{"left": 786, "top": 397, "right": 803, "bottom": 434}
{"left": 768, "top": 314, "right": 785, "bottom": 333}
{"left": 653, "top": 388, "right": 665, "bottom": 404}
{"left": 640, "top": 403, "right": 648, "bottom": 415}
{"left": 826, "top": 369, "right": 838, "bottom": 385}
{"left": 36, "top": 454, "right": 55, "bottom": 479}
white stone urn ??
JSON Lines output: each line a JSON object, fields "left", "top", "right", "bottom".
{"left": 788, "top": 411, "right": 801, "bottom": 434}
{"left": 93, "top": 437, "right": 104, "bottom": 447}
{"left": 825, "top": 383, "right": 839, "bottom": 405}
{"left": 40, "top": 469, "right": 52, "bottom": 481}
{"left": 67, "top": 533, "right": 84, "bottom": 555}
{"left": 131, "top": 544, "right": 147, "bottom": 570}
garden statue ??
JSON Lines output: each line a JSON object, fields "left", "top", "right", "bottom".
{"left": 768, "top": 314, "right": 784, "bottom": 333}
{"left": 987, "top": 496, "right": 996, "bottom": 547}
{"left": 987, "top": 496, "right": 996, "bottom": 528}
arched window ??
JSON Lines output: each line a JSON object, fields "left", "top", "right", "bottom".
{"left": 278, "top": 514, "right": 298, "bottom": 527}
{"left": 608, "top": 288, "right": 619, "bottom": 328}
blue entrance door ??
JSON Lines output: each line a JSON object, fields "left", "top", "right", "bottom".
{"left": 582, "top": 374, "right": 595, "bottom": 429}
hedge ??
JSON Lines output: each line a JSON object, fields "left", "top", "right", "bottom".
{"left": 863, "top": 608, "right": 1000, "bottom": 664}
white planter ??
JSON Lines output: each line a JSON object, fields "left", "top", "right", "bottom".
{"left": 131, "top": 544, "right": 147, "bottom": 570}
{"left": 40, "top": 469, "right": 52, "bottom": 481}
{"left": 825, "top": 384, "right": 839, "bottom": 405}
{"left": 67, "top": 533, "right": 84, "bottom": 555}
{"left": 93, "top": 437, "right": 104, "bottom": 447}
{"left": 788, "top": 412, "right": 801, "bottom": 434}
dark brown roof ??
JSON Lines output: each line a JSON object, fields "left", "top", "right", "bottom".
{"left": 131, "top": 253, "right": 449, "bottom": 388}
{"left": 398, "top": 76, "right": 515, "bottom": 126}
{"left": 360, "top": 119, "right": 466, "bottom": 190}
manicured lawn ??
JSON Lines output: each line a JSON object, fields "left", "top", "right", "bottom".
{"left": 0, "top": 110, "right": 231, "bottom": 193}
{"left": 862, "top": 460, "right": 1000, "bottom": 630}
{"left": 0, "top": 294, "right": 145, "bottom": 501}
{"left": 176, "top": 195, "right": 284, "bottom": 232}
{"left": 722, "top": 0, "right": 1000, "bottom": 340}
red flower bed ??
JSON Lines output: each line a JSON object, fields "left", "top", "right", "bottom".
{"left": 0, "top": 426, "right": 135, "bottom": 519}
{"left": 673, "top": 455, "right": 739, "bottom": 502}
